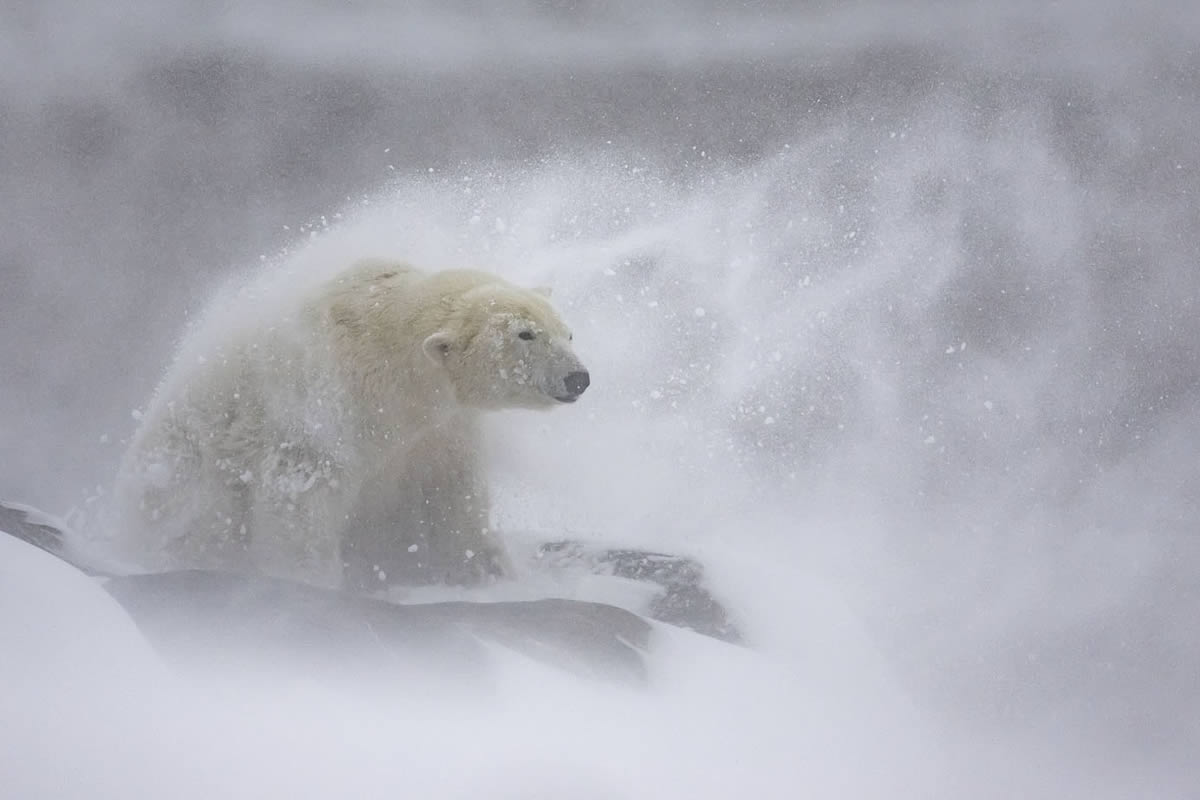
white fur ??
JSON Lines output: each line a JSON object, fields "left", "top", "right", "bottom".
{"left": 112, "top": 259, "right": 586, "bottom": 588}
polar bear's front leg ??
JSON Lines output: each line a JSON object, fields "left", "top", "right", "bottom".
{"left": 418, "top": 470, "right": 511, "bottom": 585}
{"left": 409, "top": 422, "right": 512, "bottom": 586}
{"left": 342, "top": 462, "right": 509, "bottom": 589}
{"left": 249, "top": 443, "right": 348, "bottom": 589}
{"left": 340, "top": 423, "right": 510, "bottom": 590}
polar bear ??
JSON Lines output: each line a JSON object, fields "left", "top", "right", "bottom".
{"left": 111, "top": 259, "right": 589, "bottom": 589}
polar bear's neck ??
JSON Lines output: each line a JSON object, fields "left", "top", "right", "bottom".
{"left": 307, "top": 290, "right": 471, "bottom": 456}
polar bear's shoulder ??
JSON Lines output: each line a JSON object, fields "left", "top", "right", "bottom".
{"left": 318, "top": 259, "right": 511, "bottom": 296}
{"left": 327, "top": 258, "right": 423, "bottom": 288}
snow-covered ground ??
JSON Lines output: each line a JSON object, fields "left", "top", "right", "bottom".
{"left": 1, "top": 527, "right": 944, "bottom": 800}
{"left": 3, "top": 1, "right": 1199, "bottom": 797}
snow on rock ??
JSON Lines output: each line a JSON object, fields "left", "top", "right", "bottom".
{"left": 0, "top": 531, "right": 175, "bottom": 798}
{"left": 0, "top": 530, "right": 164, "bottom": 688}
{"left": 0, "top": 528, "right": 944, "bottom": 799}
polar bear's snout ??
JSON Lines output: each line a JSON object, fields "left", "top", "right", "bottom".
{"left": 558, "top": 370, "right": 590, "bottom": 403}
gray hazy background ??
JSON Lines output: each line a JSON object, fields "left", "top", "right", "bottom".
{"left": 2, "top": 0, "right": 1199, "bottom": 794}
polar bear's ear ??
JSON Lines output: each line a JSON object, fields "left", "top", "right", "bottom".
{"left": 422, "top": 331, "right": 454, "bottom": 365}
{"left": 532, "top": 286, "right": 552, "bottom": 298}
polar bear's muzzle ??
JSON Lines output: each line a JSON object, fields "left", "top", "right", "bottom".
{"left": 556, "top": 369, "right": 590, "bottom": 403}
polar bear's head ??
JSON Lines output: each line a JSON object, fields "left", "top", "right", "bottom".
{"left": 422, "top": 282, "right": 589, "bottom": 410}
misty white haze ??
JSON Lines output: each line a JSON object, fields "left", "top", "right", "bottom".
{"left": 2, "top": 1, "right": 1199, "bottom": 797}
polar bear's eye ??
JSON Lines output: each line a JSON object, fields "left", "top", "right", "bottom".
{"left": 518, "top": 330, "right": 535, "bottom": 341}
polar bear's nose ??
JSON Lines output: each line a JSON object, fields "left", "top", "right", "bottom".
{"left": 563, "top": 370, "right": 590, "bottom": 397}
